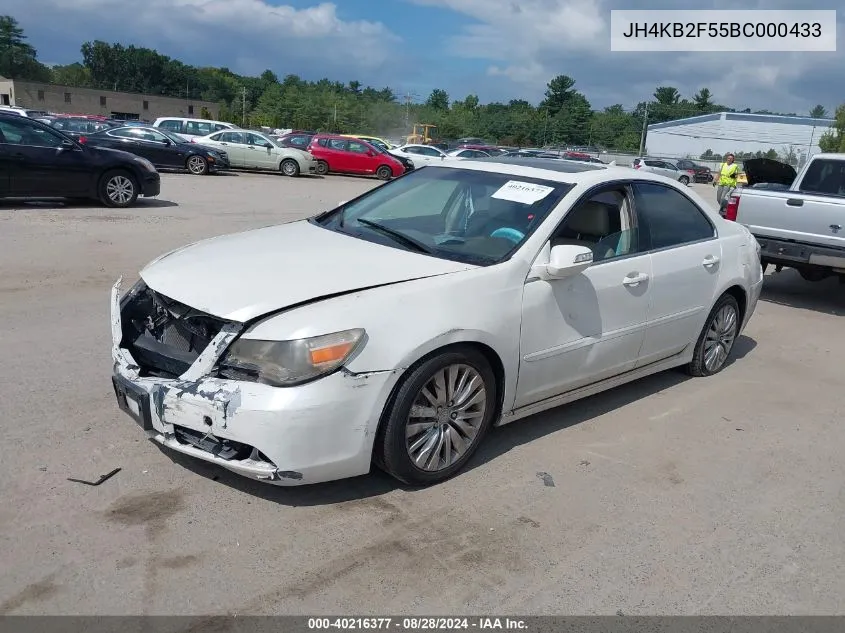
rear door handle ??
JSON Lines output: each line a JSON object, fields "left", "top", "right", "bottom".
{"left": 787, "top": 198, "right": 804, "bottom": 207}
{"left": 702, "top": 255, "right": 720, "bottom": 267}
{"left": 623, "top": 272, "right": 649, "bottom": 286}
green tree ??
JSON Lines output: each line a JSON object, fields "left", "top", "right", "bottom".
{"left": 540, "top": 75, "right": 577, "bottom": 117}
{"left": 51, "top": 63, "right": 92, "bottom": 87}
{"left": 0, "top": 15, "right": 52, "bottom": 81}
{"left": 693, "top": 88, "right": 713, "bottom": 110}
{"left": 818, "top": 104, "right": 845, "bottom": 152}
{"left": 653, "top": 86, "right": 681, "bottom": 105}
{"left": 809, "top": 104, "right": 827, "bottom": 118}
{"left": 425, "top": 88, "right": 449, "bottom": 110}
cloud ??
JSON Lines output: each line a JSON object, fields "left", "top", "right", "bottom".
{"left": 406, "top": 0, "right": 844, "bottom": 114}
{"left": 11, "top": 0, "right": 402, "bottom": 82}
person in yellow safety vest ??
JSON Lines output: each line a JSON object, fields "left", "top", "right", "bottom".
{"left": 713, "top": 152, "right": 739, "bottom": 205}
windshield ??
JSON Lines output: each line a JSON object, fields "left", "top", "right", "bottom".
{"left": 313, "top": 166, "right": 572, "bottom": 265}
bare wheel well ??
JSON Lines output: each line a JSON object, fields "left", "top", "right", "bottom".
{"left": 723, "top": 284, "right": 747, "bottom": 326}
{"left": 372, "top": 342, "right": 507, "bottom": 458}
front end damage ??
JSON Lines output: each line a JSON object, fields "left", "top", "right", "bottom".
{"left": 110, "top": 278, "right": 394, "bottom": 486}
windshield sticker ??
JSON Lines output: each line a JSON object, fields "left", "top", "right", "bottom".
{"left": 491, "top": 181, "right": 555, "bottom": 205}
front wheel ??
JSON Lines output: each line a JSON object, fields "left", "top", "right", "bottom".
{"left": 374, "top": 347, "right": 497, "bottom": 486}
{"left": 679, "top": 175, "right": 690, "bottom": 185}
{"left": 99, "top": 170, "right": 139, "bottom": 208}
{"left": 376, "top": 165, "right": 393, "bottom": 180}
{"left": 186, "top": 155, "right": 208, "bottom": 175}
{"left": 686, "top": 294, "right": 740, "bottom": 377}
{"left": 314, "top": 160, "right": 329, "bottom": 176}
{"left": 280, "top": 158, "right": 300, "bottom": 177}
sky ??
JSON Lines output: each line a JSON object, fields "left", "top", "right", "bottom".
{"left": 6, "top": 0, "right": 844, "bottom": 116}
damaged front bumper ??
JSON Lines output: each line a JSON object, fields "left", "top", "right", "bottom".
{"left": 110, "top": 278, "right": 397, "bottom": 486}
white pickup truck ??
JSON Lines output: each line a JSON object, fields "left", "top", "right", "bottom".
{"left": 724, "top": 153, "right": 845, "bottom": 282}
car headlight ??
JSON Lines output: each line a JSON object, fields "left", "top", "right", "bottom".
{"left": 133, "top": 156, "right": 156, "bottom": 172}
{"left": 218, "top": 328, "right": 366, "bottom": 387}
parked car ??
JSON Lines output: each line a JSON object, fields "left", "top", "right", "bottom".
{"left": 675, "top": 159, "right": 713, "bottom": 183}
{"left": 40, "top": 116, "right": 118, "bottom": 137}
{"left": 308, "top": 134, "right": 406, "bottom": 179}
{"left": 153, "top": 117, "right": 237, "bottom": 142}
{"left": 196, "top": 129, "right": 315, "bottom": 176}
{"left": 0, "top": 112, "right": 160, "bottom": 207}
{"left": 276, "top": 132, "right": 315, "bottom": 150}
{"left": 110, "top": 156, "right": 761, "bottom": 487}
{"left": 446, "top": 148, "right": 491, "bottom": 159}
{"left": 632, "top": 157, "right": 691, "bottom": 185}
{"left": 80, "top": 126, "right": 229, "bottom": 175}
{"left": 342, "top": 134, "right": 393, "bottom": 151}
{"left": 391, "top": 143, "right": 448, "bottom": 166}
{"left": 0, "top": 105, "right": 49, "bottom": 118}
{"left": 723, "top": 154, "right": 845, "bottom": 282}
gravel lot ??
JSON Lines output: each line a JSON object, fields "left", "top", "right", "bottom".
{"left": 2, "top": 172, "right": 844, "bottom": 616}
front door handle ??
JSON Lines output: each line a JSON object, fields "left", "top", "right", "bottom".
{"left": 623, "top": 272, "right": 649, "bottom": 286}
{"left": 787, "top": 198, "right": 804, "bottom": 207}
{"left": 702, "top": 255, "right": 720, "bottom": 267}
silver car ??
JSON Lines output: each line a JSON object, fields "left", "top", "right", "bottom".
{"left": 196, "top": 129, "right": 316, "bottom": 176}
{"left": 632, "top": 157, "right": 691, "bottom": 185}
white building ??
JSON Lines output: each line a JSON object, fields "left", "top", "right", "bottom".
{"left": 646, "top": 112, "right": 834, "bottom": 162}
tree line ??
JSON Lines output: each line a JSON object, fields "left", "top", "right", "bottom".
{"left": 1, "top": 15, "right": 838, "bottom": 153}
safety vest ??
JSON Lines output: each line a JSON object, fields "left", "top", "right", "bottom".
{"left": 718, "top": 161, "right": 738, "bottom": 186}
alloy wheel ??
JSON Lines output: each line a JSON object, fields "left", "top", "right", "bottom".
{"left": 188, "top": 156, "right": 207, "bottom": 174}
{"left": 703, "top": 304, "right": 738, "bottom": 372}
{"left": 106, "top": 176, "right": 134, "bottom": 205}
{"left": 405, "top": 364, "right": 487, "bottom": 472}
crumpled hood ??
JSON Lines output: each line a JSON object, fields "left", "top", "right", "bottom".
{"left": 140, "top": 220, "right": 475, "bottom": 322}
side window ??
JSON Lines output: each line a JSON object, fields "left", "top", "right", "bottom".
{"left": 633, "top": 183, "right": 715, "bottom": 250}
{"left": 158, "top": 120, "right": 183, "bottom": 133}
{"left": 404, "top": 146, "right": 422, "bottom": 155}
{"left": 246, "top": 133, "right": 270, "bottom": 146}
{"left": 420, "top": 147, "right": 442, "bottom": 157}
{"left": 219, "top": 132, "right": 246, "bottom": 144}
{"left": 799, "top": 159, "right": 845, "bottom": 196}
{"left": 289, "top": 135, "right": 308, "bottom": 147}
{"left": 552, "top": 188, "right": 642, "bottom": 263}
{"left": 0, "top": 118, "right": 65, "bottom": 148}
{"left": 185, "top": 121, "right": 213, "bottom": 137}
{"left": 329, "top": 139, "right": 347, "bottom": 150}
{"left": 347, "top": 141, "right": 369, "bottom": 154}
{"left": 108, "top": 128, "right": 136, "bottom": 139}
{"left": 213, "top": 124, "right": 229, "bottom": 132}
{"left": 316, "top": 137, "right": 329, "bottom": 147}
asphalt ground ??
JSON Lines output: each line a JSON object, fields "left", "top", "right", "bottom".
{"left": 1, "top": 172, "right": 844, "bottom": 615}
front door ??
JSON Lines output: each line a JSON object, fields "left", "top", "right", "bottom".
{"left": 515, "top": 185, "right": 652, "bottom": 408}
{"left": 631, "top": 182, "right": 722, "bottom": 365}
{"left": 245, "top": 133, "right": 276, "bottom": 169}
{"left": 0, "top": 117, "right": 90, "bottom": 197}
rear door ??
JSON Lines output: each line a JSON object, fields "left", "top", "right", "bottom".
{"left": 327, "top": 138, "right": 351, "bottom": 172}
{"left": 209, "top": 131, "right": 247, "bottom": 167}
{"left": 632, "top": 182, "right": 721, "bottom": 366}
{"left": 0, "top": 117, "right": 91, "bottom": 196}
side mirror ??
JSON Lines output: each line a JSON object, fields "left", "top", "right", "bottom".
{"left": 264, "top": 142, "right": 273, "bottom": 149}
{"left": 367, "top": 150, "right": 375, "bottom": 157}
{"left": 543, "top": 245, "right": 593, "bottom": 279}
{"left": 58, "top": 139, "right": 77, "bottom": 152}
{"left": 163, "top": 139, "right": 171, "bottom": 146}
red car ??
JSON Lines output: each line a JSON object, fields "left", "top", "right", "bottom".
{"left": 308, "top": 134, "right": 406, "bottom": 179}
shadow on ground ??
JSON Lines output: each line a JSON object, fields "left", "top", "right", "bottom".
{"left": 0, "top": 198, "right": 178, "bottom": 209}
{"left": 761, "top": 269, "right": 845, "bottom": 316}
{"left": 159, "top": 335, "right": 757, "bottom": 506}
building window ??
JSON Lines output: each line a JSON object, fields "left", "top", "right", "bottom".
{"left": 37, "top": 90, "right": 45, "bottom": 101}
{"left": 100, "top": 96, "right": 107, "bottom": 106}
{"left": 188, "top": 105, "right": 194, "bottom": 115}
{"left": 143, "top": 100, "right": 149, "bottom": 110}
{"left": 64, "top": 92, "right": 71, "bottom": 103}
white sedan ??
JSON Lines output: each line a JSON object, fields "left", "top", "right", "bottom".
{"left": 195, "top": 129, "right": 315, "bottom": 176}
{"left": 390, "top": 143, "right": 448, "bottom": 165}
{"left": 110, "top": 159, "right": 763, "bottom": 487}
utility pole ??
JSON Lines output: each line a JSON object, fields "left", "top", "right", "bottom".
{"left": 806, "top": 126, "right": 816, "bottom": 166}
{"left": 638, "top": 102, "right": 649, "bottom": 156}
{"left": 242, "top": 87, "right": 246, "bottom": 127}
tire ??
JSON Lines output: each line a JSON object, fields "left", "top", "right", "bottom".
{"left": 679, "top": 175, "right": 690, "bottom": 185}
{"left": 685, "top": 294, "right": 740, "bottom": 377}
{"left": 374, "top": 347, "right": 497, "bottom": 486}
{"left": 186, "top": 155, "right": 208, "bottom": 175}
{"left": 376, "top": 165, "right": 393, "bottom": 180}
{"left": 314, "top": 160, "right": 329, "bottom": 176}
{"left": 280, "top": 158, "right": 300, "bottom": 177}
{"left": 98, "top": 170, "right": 139, "bottom": 208}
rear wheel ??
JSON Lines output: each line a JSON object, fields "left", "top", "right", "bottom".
{"left": 98, "top": 170, "right": 138, "bottom": 208}
{"left": 686, "top": 294, "right": 740, "bottom": 377}
{"left": 374, "top": 347, "right": 497, "bottom": 486}
{"left": 315, "top": 160, "right": 329, "bottom": 176}
{"left": 280, "top": 158, "right": 300, "bottom": 177}
{"left": 376, "top": 165, "right": 393, "bottom": 180}
{"left": 186, "top": 155, "right": 208, "bottom": 175}
{"left": 679, "top": 175, "right": 690, "bottom": 185}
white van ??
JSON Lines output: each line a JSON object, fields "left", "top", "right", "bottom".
{"left": 153, "top": 117, "right": 237, "bottom": 141}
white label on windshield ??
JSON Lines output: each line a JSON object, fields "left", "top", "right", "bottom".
{"left": 491, "top": 180, "right": 555, "bottom": 204}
